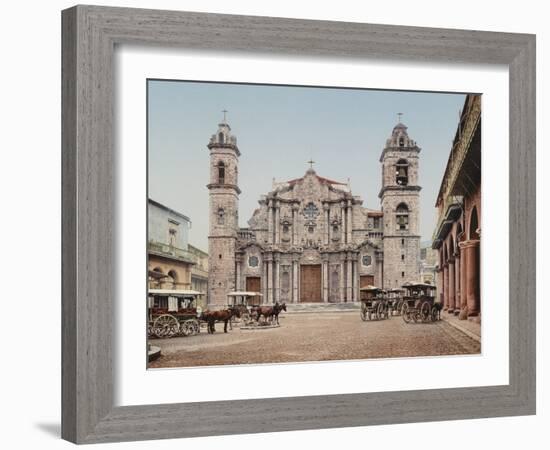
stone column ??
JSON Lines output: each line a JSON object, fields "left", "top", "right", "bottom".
{"left": 352, "top": 259, "right": 358, "bottom": 301}
{"left": 447, "top": 258, "right": 455, "bottom": 314}
{"left": 459, "top": 244, "right": 468, "bottom": 319}
{"left": 274, "top": 202, "right": 280, "bottom": 244}
{"left": 235, "top": 259, "right": 241, "bottom": 291}
{"left": 377, "top": 253, "right": 384, "bottom": 288}
{"left": 274, "top": 255, "right": 280, "bottom": 303}
{"left": 443, "top": 263, "right": 449, "bottom": 311}
{"left": 340, "top": 202, "right": 346, "bottom": 244}
{"left": 438, "top": 249, "right": 445, "bottom": 305}
{"left": 292, "top": 258, "right": 299, "bottom": 303}
{"left": 322, "top": 258, "right": 329, "bottom": 303}
{"left": 292, "top": 205, "right": 296, "bottom": 245}
{"left": 460, "top": 240, "right": 480, "bottom": 317}
{"left": 454, "top": 251, "right": 461, "bottom": 315}
{"left": 324, "top": 204, "right": 330, "bottom": 245}
{"left": 267, "top": 257, "right": 273, "bottom": 304}
{"left": 339, "top": 260, "right": 345, "bottom": 302}
{"left": 346, "top": 201, "right": 353, "bottom": 244}
{"left": 436, "top": 266, "right": 443, "bottom": 304}
{"left": 262, "top": 260, "right": 268, "bottom": 304}
{"left": 267, "top": 201, "right": 273, "bottom": 244}
{"left": 346, "top": 254, "right": 352, "bottom": 302}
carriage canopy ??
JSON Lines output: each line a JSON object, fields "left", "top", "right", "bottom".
{"left": 148, "top": 289, "right": 204, "bottom": 311}
{"left": 359, "top": 285, "right": 383, "bottom": 292}
{"left": 227, "top": 291, "right": 263, "bottom": 306}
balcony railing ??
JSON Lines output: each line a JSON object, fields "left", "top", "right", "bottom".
{"left": 237, "top": 229, "right": 256, "bottom": 241}
{"left": 432, "top": 195, "right": 463, "bottom": 248}
{"left": 148, "top": 241, "right": 197, "bottom": 264}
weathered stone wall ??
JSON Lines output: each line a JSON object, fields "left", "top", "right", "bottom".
{"left": 383, "top": 236, "right": 420, "bottom": 288}
{"left": 381, "top": 150, "right": 420, "bottom": 188}
{"left": 209, "top": 149, "right": 239, "bottom": 187}
{"left": 208, "top": 237, "right": 236, "bottom": 306}
{"left": 236, "top": 169, "right": 387, "bottom": 302}
{"left": 207, "top": 122, "right": 240, "bottom": 307}
{"left": 238, "top": 244, "right": 264, "bottom": 290}
{"left": 381, "top": 193, "right": 420, "bottom": 236}
{"left": 206, "top": 121, "right": 424, "bottom": 303}
{"left": 380, "top": 124, "right": 422, "bottom": 289}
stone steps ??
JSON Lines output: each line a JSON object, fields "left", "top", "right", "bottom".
{"left": 284, "top": 302, "right": 361, "bottom": 314}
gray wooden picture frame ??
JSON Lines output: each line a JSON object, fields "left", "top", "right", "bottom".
{"left": 61, "top": 5, "right": 536, "bottom": 444}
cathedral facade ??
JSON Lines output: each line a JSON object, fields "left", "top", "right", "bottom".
{"left": 207, "top": 118, "right": 421, "bottom": 307}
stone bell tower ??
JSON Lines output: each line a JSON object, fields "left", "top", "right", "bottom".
{"left": 379, "top": 116, "right": 421, "bottom": 289}
{"left": 207, "top": 112, "right": 240, "bottom": 307}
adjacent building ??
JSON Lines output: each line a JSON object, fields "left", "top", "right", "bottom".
{"left": 432, "top": 94, "right": 481, "bottom": 321}
{"left": 420, "top": 241, "right": 438, "bottom": 286}
{"left": 147, "top": 199, "right": 197, "bottom": 291}
{"left": 189, "top": 244, "right": 209, "bottom": 307}
{"left": 206, "top": 116, "right": 422, "bottom": 307}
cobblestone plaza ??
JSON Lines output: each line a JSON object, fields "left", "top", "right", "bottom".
{"left": 150, "top": 312, "right": 480, "bottom": 368}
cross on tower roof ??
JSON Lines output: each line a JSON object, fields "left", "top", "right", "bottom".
{"left": 222, "top": 109, "right": 228, "bottom": 122}
{"left": 307, "top": 159, "right": 315, "bottom": 169}
{"left": 397, "top": 112, "right": 404, "bottom": 123}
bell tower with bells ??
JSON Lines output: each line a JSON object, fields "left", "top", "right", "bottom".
{"left": 379, "top": 113, "right": 422, "bottom": 289}
{"left": 207, "top": 110, "right": 241, "bottom": 307}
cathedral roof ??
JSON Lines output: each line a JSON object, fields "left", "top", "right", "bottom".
{"left": 286, "top": 169, "right": 347, "bottom": 187}
{"left": 269, "top": 167, "right": 352, "bottom": 195}
{"left": 287, "top": 174, "right": 347, "bottom": 187}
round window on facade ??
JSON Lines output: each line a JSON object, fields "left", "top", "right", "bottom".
{"left": 362, "top": 255, "right": 372, "bottom": 266}
{"left": 248, "top": 256, "right": 259, "bottom": 267}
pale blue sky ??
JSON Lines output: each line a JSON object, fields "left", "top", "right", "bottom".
{"left": 148, "top": 80, "right": 466, "bottom": 251}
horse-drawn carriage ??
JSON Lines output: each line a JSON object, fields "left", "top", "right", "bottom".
{"left": 386, "top": 288, "right": 405, "bottom": 316}
{"left": 148, "top": 289, "right": 203, "bottom": 338}
{"left": 360, "top": 285, "right": 391, "bottom": 321}
{"left": 226, "top": 291, "right": 263, "bottom": 326}
{"left": 226, "top": 291, "right": 286, "bottom": 327}
{"left": 401, "top": 282, "right": 441, "bottom": 323}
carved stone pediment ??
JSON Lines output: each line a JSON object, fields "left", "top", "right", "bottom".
{"left": 301, "top": 248, "right": 322, "bottom": 264}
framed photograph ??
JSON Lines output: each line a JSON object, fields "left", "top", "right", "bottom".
{"left": 62, "top": 5, "right": 535, "bottom": 444}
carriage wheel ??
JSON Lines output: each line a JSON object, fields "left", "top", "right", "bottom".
{"left": 397, "top": 300, "right": 403, "bottom": 315}
{"left": 153, "top": 314, "right": 179, "bottom": 338}
{"left": 420, "top": 302, "right": 431, "bottom": 322}
{"left": 180, "top": 320, "right": 191, "bottom": 336}
{"left": 431, "top": 306, "right": 440, "bottom": 322}
{"left": 181, "top": 320, "right": 198, "bottom": 336}
{"left": 402, "top": 304, "right": 411, "bottom": 323}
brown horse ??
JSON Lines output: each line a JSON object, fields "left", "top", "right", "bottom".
{"left": 200, "top": 307, "right": 241, "bottom": 334}
{"left": 256, "top": 302, "right": 286, "bottom": 325}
